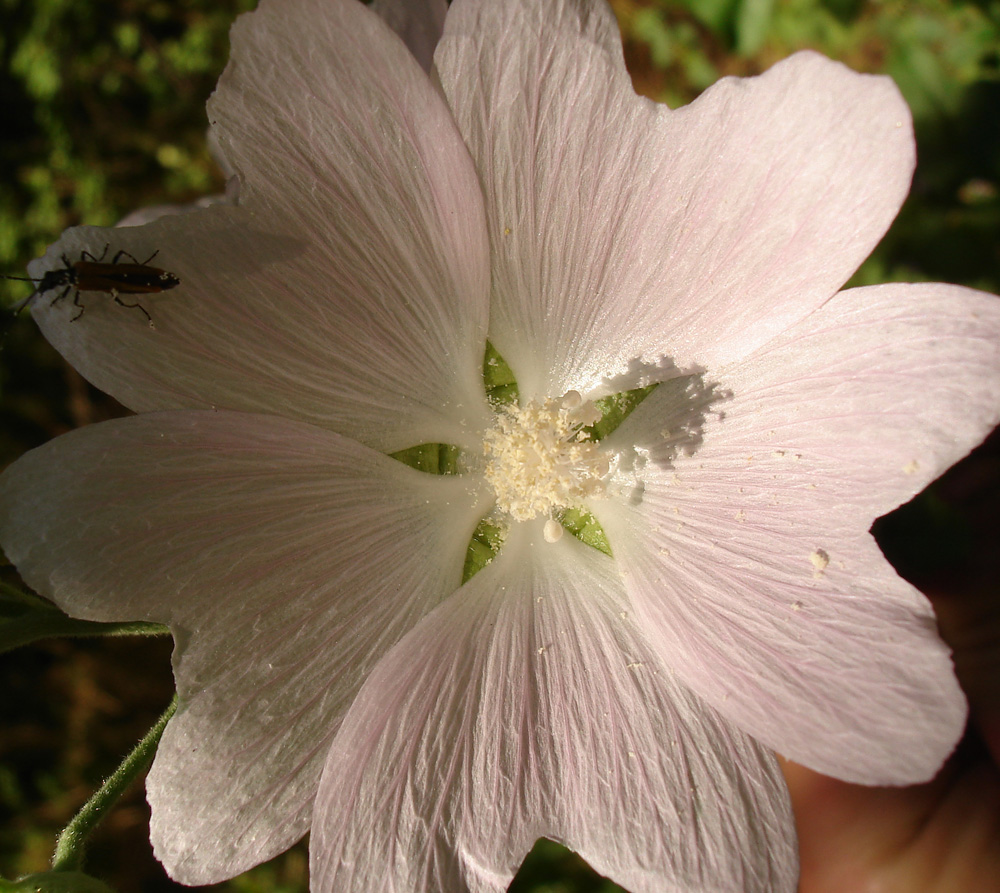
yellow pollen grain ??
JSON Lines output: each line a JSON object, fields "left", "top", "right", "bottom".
{"left": 809, "top": 549, "right": 830, "bottom": 576}
{"left": 483, "top": 394, "right": 610, "bottom": 525}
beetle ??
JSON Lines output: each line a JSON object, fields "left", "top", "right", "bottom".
{"left": 2, "top": 244, "right": 180, "bottom": 325}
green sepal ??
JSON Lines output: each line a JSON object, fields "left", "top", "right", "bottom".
{"left": 585, "top": 384, "right": 657, "bottom": 442}
{"left": 462, "top": 518, "right": 506, "bottom": 584}
{"left": 389, "top": 443, "right": 462, "bottom": 475}
{"left": 483, "top": 341, "right": 519, "bottom": 408}
{"left": 556, "top": 507, "right": 613, "bottom": 557}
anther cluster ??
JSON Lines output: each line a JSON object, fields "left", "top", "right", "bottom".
{"left": 483, "top": 391, "right": 611, "bottom": 525}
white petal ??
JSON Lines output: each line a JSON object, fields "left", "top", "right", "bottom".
{"left": 29, "top": 0, "right": 492, "bottom": 452}
{"left": 371, "top": 0, "right": 448, "bottom": 72}
{"left": 444, "top": 0, "right": 626, "bottom": 63}
{"left": 0, "top": 411, "right": 492, "bottom": 883}
{"left": 115, "top": 193, "right": 228, "bottom": 227}
{"left": 597, "top": 283, "right": 1000, "bottom": 783}
{"left": 716, "top": 282, "right": 1000, "bottom": 520}
{"left": 311, "top": 521, "right": 796, "bottom": 893}
{"left": 437, "top": 10, "right": 914, "bottom": 397}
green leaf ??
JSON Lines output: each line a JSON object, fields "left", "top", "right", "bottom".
{"left": 631, "top": 8, "right": 675, "bottom": 68}
{"left": 0, "top": 872, "right": 116, "bottom": 893}
{"left": 676, "top": 0, "right": 739, "bottom": 35}
{"left": 734, "top": 0, "right": 775, "bottom": 56}
{"left": 819, "top": 0, "right": 864, "bottom": 24}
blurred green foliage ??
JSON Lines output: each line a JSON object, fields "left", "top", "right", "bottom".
{"left": 615, "top": 0, "right": 1000, "bottom": 295}
{"left": 617, "top": 0, "right": 1000, "bottom": 110}
{"left": 0, "top": 0, "right": 256, "bottom": 275}
{"left": 1, "top": 1, "right": 998, "bottom": 892}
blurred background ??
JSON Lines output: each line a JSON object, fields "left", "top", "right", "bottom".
{"left": 1, "top": 0, "right": 998, "bottom": 890}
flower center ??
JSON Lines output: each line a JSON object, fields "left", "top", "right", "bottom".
{"left": 483, "top": 391, "right": 611, "bottom": 536}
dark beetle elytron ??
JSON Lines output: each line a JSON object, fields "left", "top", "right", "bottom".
{"left": 3, "top": 244, "right": 180, "bottom": 324}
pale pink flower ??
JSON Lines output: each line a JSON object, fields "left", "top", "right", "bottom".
{"left": 2, "top": 0, "right": 999, "bottom": 891}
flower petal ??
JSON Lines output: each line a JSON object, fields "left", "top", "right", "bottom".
{"left": 311, "top": 521, "right": 796, "bottom": 893}
{"left": 29, "top": 0, "right": 492, "bottom": 452}
{"left": 598, "top": 283, "right": 1000, "bottom": 783}
{"left": 0, "top": 411, "right": 491, "bottom": 883}
{"left": 444, "top": 0, "right": 626, "bottom": 62}
{"left": 371, "top": 0, "right": 448, "bottom": 72}
{"left": 436, "top": 5, "right": 914, "bottom": 398}
{"left": 717, "top": 282, "right": 1000, "bottom": 520}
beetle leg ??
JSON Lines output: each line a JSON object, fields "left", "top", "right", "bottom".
{"left": 113, "top": 290, "right": 153, "bottom": 325}
{"left": 82, "top": 244, "right": 110, "bottom": 263}
{"left": 112, "top": 248, "right": 160, "bottom": 266}
{"left": 69, "top": 289, "right": 86, "bottom": 322}
{"left": 50, "top": 284, "right": 71, "bottom": 307}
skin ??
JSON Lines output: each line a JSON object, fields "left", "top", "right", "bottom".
{"left": 784, "top": 583, "right": 1000, "bottom": 892}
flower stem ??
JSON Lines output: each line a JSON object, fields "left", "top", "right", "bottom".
{"left": 51, "top": 695, "right": 178, "bottom": 872}
{"left": 0, "top": 615, "right": 170, "bottom": 654}
{"left": 0, "top": 583, "right": 169, "bottom": 654}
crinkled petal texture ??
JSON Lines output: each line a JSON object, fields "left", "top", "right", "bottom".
{"left": 371, "top": 0, "right": 448, "bottom": 71}
{"left": 27, "top": 0, "right": 492, "bottom": 453}
{"left": 437, "top": 0, "right": 914, "bottom": 398}
{"left": 0, "top": 411, "right": 491, "bottom": 883}
{"left": 600, "top": 283, "right": 1000, "bottom": 784}
{"left": 311, "top": 522, "right": 797, "bottom": 893}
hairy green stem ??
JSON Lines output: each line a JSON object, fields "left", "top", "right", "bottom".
{"left": 0, "top": 615, "right": 169, "bottom": 655}
{"left": 51, "top": 695, "right": 178, "bottom": 872}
